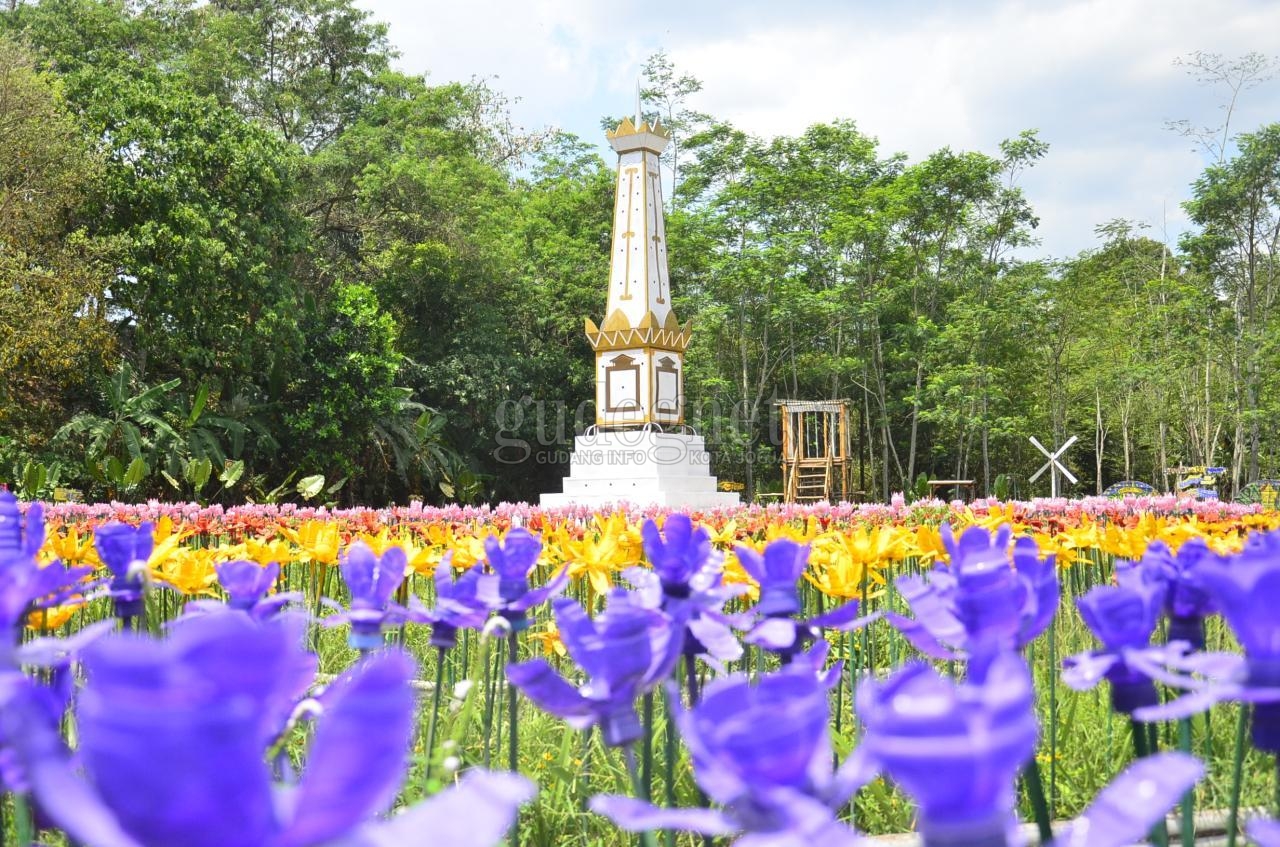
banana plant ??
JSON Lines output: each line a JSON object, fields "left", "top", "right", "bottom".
{"left": 54, "top": 363, "right": 182, "bottom": 498}
{"left": 55, "top": 363, "right": 181, "bottom": 466}
{"left": 161, "top": 382, "right": 249, "bottom": 471}
{"left": 367, "top": 390, "right": 460, "bottom": 499}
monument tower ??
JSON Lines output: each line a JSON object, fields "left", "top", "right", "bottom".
{"left": 541, "top": 100, "right": 739, "bottom": 508}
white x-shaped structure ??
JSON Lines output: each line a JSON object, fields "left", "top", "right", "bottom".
{"left": 1028, "top": 435, "right": 1077, "bottom": 498}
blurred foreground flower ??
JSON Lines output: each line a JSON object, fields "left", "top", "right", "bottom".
{"left": 1250, "top": 819, "right": 1280, "bottom": 847}
{"left": 0, "top": 612, "right": 532, "bottom": 847}
{"left": 0, "top": 492, "right": 95, "bottom": 662}
{"left": 857, "top": 651, "right": 1038, "bottom": 846}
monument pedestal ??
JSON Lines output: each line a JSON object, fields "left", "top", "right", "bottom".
{"left": 540, "top": 430, "right": 741, "bottom": 509}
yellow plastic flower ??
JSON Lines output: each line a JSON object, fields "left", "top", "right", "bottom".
{"left": 26, "top": 600, "right": 84, "bottom": 632}
{"left": 528, "top": 620, "right": 567, "bottom": 658}
{"left": 151, "top": 547, "right": 219, "bottom": 597}
{"left": 233, "top": 536, "right": 296, "bottom": 568}
{"left": 283, "top": 519, "right": 342, "bottom": 565}
{"left": 806, "top": 526, "right": 906, "bottom": 600}
{"left": 552, "top": 513, "right": 640, "bottom": 597}
{"left": 448, "top": 530, "right": 494, "bottom": 571}
{"left": 719, "top": 548, "right": 760, "bottom": 601}
{"left": 41, "top": 524, "right": 98, "bottom": 568}
{"left": 357, "top": 527, "right": 400, "bottom": 557}
{"left": 707, "top": 519, "right": 741, "bottom": 550}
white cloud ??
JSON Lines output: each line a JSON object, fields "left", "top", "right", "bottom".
{"left": 356, "top": 0, "right": 1280, "bottom": 256}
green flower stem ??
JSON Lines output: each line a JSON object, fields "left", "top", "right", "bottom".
{"left": 1021, "top": 758, "right": 1054, "bottom": 845}
{"left": 1047, "top": 620, "right": 1057, "bottom": 819}
{"left": 507, "top": 630, "right": 520, "bottom": 847}
{"left": 641, "top": 691, "right": 654, "bottom": 802}
{"left": 1226, "top": 706, "right": 1248, "bottom": 847}
{"left": 423, "top": 645, "right": 446, "bottom": 789}
{"left": 624, "top": 745, "right": 659, "bottom": 847}
{"left": 1130, "top": 717, "right": 1168, "bottom": 847}
{"left": 684, "top": 652, "right": 702, "bottom": 706}
{"left": 663, "top": 689, "right": 677, "bottom": 847}
{"left": 481, "top": 638, "right": 494, "bottom": 769}
{"left": 1178, "top": 717, "right": 1194, "bottom": 847}
{"left": 14, "top": 793, "right": 33, "bottom": 846}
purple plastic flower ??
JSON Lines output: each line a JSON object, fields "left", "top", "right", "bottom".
{"left": 0, "top": 494, "right": 93, "bottom": 660}
{"left": 637, "top": 514, "right": 745, "bottom": 665}
{"left": 0, "top": 666, "right": 68, "bottom": 794}
{"left": 736, "top": 538, "right": 808, "bottom": 617}
{"left": 483, "top": 529, "right": 568, "bottom": 632}
{"left": 181, "top": 560, "right": 302, "bottom": 620}
{"left": 885, "top": 525, "right": 1059, "bottom": 675}
{"left": 622, "top": 565, "right": 744, "bottom": 667}
{"left": 1059, "top": 752, "right": 1205, "bottom": 847}
{"left": 1201, "top": 531, "right": 1280, "bottom": 751}
{"left": 736, "top": 539, "right": 872, "bottom": 662}
{"left": 0, "top": 494, "right": 105, "bottom": 793}
{"left": 1064, "top": 573, "right": 1165, "bottom": 714}
{"left": 507, "top": 590, "right": 683, "bottom": 746}
{"left": 857, "top": 651, "right": 1038, "bottom": 847}
{"left": 1119, "top": 538, "right": 1216, "bottom": 649}
{"left": 641, "top": 513, "right": 714, "bottom": 598}
{"left": 324, "top": 542, "right": 411, "bottom": 650}
{"left": 218, "top": 560, "right": 283, "bottom": 609}
{"left": 1137, "top": 531, "right": 1280, "bottom": 750}
{"left": 0, "top": 490, "right": 43, "bottom": 560}
{"left": 591, "top": 659, "right": 870, "bottom": 845}
{"left": 2, "top": 612, "right": 533, "bottom": 847}
{"left": 418, "top": 553, "right": 496, "bottom": 650}
{"left": 93, "top": 521, "right": 155, "bottom": 625}
{"left": 1251, "top": 818, "right": 1280, "bottom": 847}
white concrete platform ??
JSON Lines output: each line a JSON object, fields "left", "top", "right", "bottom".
{"left": 540, "top": 430, "right": 741, "bottom": 509}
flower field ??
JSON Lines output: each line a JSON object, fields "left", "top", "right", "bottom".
{"left": 4, "top": 492, "right": 1280, "bottom": 846}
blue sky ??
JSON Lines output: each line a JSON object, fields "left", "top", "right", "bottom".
{"left": 354, "top": 0, "right": 1280, "bottom": 258}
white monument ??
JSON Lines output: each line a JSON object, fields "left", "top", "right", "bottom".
{"left": 541, "top": 102, "right": 739, "bottom": 508}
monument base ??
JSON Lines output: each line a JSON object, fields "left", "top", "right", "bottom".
{"left": 540, "top": 430, "right": 741, "bottom": 509}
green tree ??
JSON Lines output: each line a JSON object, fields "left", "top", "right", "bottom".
{"left": 1183, "top": 123, "right": 1280, "bottom": 488}
{"left": 281, "top": 281, "right": 402, "bottom": 483}
{"left": 0, "top": 35, "right": 114, "bottom": 446}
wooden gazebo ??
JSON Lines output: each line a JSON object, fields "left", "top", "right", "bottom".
{"left": 776, "top": 400, "right": 852, "bottom": 503}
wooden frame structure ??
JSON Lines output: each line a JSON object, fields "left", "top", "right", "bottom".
{"left": 776, "top": 400, "right": 852, "bottom": 503}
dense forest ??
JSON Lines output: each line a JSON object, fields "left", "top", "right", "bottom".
{"left": 1, "top": 0, "right": 1277, "bottom": 505}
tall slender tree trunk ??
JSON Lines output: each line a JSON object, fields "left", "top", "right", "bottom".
{"left": 980, "top": 383, "right": 990, "bottom": 496}
{"left": 1095, "top": 388, "right": 1106, "bottom": 494}
{"left": 1158, "top": 421, "right": 1168, "bottom": 492}
{"left": 906, "top": 361, "right": 923, "bottom": 484}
